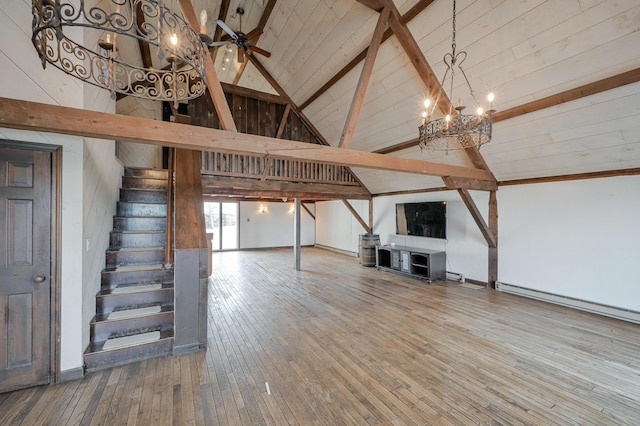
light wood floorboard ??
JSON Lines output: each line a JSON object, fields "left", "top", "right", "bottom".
{"left": 1, "top": 247, "right": 639, "bottom": 425}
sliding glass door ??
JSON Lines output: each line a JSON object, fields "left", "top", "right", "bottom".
{"left": 204, "top": 201, "right": 239, "bottom": 251}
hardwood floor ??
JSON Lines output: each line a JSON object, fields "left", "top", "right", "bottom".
{"left": 2, "top": 247, "right": 639, "bottom": 425}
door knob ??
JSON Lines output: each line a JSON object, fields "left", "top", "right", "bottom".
{"left": 33, "top": 275, "right": 46, "bottom": 283}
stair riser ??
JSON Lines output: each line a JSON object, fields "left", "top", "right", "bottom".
{"left": 110, "top": 232, "right": 166, "bottom": 249}
{"left": 122, "top": 177, "right": 167, "bottom": 190}
{"left": 124, "top": 168, "right": 169, "bottom": 179}
{"left": 101, "top": 268, "right": 173, "bottom": 287}
{"left": 91, "top": 312, "right": 174, "bottom": 342}
{"left": 120, "top": 189, "right": 167, "bottom": 203}
{"left": 84, "top": 337, "right": 174, "bottom": 373}
{"left": 106, "top": 250, "right": 165, "bottom": 268}
{"left": 96, "top": 290, "right": 174, "bottom": 315}
{"left": 117, "top": 202, "right": 166, "bottom": 218}
{"left": 113, "top": 217, "right": 166, "bottom": 232}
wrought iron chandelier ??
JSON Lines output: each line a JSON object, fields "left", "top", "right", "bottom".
{"left": 31, "top": 0, "right": 207, "bottom": 105}
{"left": 418, "top": 0, "right": 495, "bottom": 151}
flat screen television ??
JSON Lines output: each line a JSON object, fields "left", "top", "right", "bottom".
{"left": 396, "top": 201, "right": 446, "bottom": 239}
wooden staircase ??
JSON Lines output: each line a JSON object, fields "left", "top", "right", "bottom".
{"left": 84, "top": 168, "right": 175, "bottom": 372}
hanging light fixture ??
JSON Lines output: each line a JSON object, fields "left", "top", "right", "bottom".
{"left": 31, "top": 0, "right": 207, "bottom": 105}
{"left": 418, "top": 0, "right": 495, "bottom": 151}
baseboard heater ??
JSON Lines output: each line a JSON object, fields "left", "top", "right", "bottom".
{"left": 496, "top": 281, "right": 640, "bottom": 325}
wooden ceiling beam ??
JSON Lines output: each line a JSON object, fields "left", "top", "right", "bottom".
{"left": 177, "top": 0, "right": 237, "bottom": 131}
{"left": 339, "top": 7, "right": 390, "bottom": 149}
{"left": 219, "top": 82, "right": 286, "bottom": 104}
{"left": 354, "top": 0, "right": 383, "bottom": 12}
{"left": 300, "top": 0, "right": 435, "bottom": 111}
{"left": 494, "top": 67, "right": 640, "bottom": 123}
{"left": 0, "top": 96, "right": 495, "bottom": 182}
{"left": 444, "top": 176, "right": 497, "bottom": 191}
{"left": 376, "top": 68, "right": 640, "bottom": 156}
{"left": 202, "top": 176, "right": 370, "bottom": 200}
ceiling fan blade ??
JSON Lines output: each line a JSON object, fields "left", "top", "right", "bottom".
{"left": 248, "top": 45, "right": 271, "bottom": 58}
{"left": 209, "top": 41, "right": 232, "bottom": 47}
{"left": 244, "top": 27, "right": 263, "bottom": 42}
{"left": 237, "top": 46, "right": 245, "bottom": 63}
{"left": 216, "top": 20, "right": 238, "bottom": 41}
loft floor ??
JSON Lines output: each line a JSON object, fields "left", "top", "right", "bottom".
{"left": 1, "top": 247, "right": 639, "bottom": 424}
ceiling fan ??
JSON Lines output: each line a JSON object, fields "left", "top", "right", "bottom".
{"left": 203, "top": 7, "right": 271, "bottom": 63}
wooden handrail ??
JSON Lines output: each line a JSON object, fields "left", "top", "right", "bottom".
{"left": 165, "top": 148, "right": 175, "bottom": 267}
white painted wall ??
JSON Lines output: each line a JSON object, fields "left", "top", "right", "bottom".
{"left": 499, "top": 176, "right": 640, "bottom": 312}
{"left": 1, "top": 1, "right": 122, "bottom": 373}
{"left": 317, "top": 176, "right": 640, "bottom": 313}
{"left": 239, "top": 201, "right": 315, "bottom": 248}
{"left": 315, "top": 200, "right": 370, "bottom": 254}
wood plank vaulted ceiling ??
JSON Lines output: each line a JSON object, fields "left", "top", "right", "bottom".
{"left": 162, "top": 0, "right": 640, "bottom": 194}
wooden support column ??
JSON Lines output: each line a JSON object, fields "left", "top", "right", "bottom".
{"left": 369, "top": 199, "right": 374, "bottom": 233}
{"left": 293, "top": 197, "right": 301, "bottom": 271}
{"left": 488, "top": 191, "right": 498, "bottom": 289}
{"left": 173, "top": 149, "right": 208, "bottom": 354}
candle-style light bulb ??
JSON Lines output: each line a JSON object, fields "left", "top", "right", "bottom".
{"left": 487, "top": 92, "right": 495, "bottom": 103}
{"left": 199, "top": 10, "right": 208, "bottom": 34}
{"left": 170, "top": 33, "right": 178, "bottom": 46}
{"left": 477, "top": 107, "right": 484, "bottom": 116}
{"left": 445, "top": 114, "right": 451, "bottom": 122}
{"left": 421, "top": 110, "right": 428, "bottom": 125}
{"left": 423, "top": 99, "right": 430, "bottom": 109}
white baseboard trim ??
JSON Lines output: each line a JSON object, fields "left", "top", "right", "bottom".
{"left": 314, "top": 244, "right": 358, "bottom": 257}
{"left": 496, "top": 281, "right": 640, "bottom": 324}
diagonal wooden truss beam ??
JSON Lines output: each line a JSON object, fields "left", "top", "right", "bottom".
{"left": 342, "top": 200, "right": 372, "bottom": 234}
{"left": 301, "top": 203, "right": 316, "bottom": 220}
{"left": 375, "top": 0, "right": 450, "bottom": 115}
{"left": 178, "top": 0, "right": 237, "bottom": 131}
{"left": 246, "top": 55, "right": 330, "bottom": 146}
{"left": 452, "top": 186, "right": 497, "bottom": 249}
{"left": 212, "top": 0, "right": 231, "bottom": 48}
{"left": 0, "top": 96, "right": 496, "bottom": 182}
{"left": 300, "top": 0, "right": 435, "bottom": 111}
{"left": 374, "top": 67, "right": 640, "bottom": 156}
{"left": 339, "top": 7, "right": 390, "bottom": 149}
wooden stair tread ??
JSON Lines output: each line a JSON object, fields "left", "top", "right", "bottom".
{"left": 86, "top": 329, "right": 174, "bottom": 353}
{"left": 102, "top": 331, "right": 161, "bottom": 350}
{"left": 103, "top": 263, "right": 166, "bottom": 272}
{"left": 106, "top": 247, "right": 164, "bottom": 252}
{"left": 92, "top": 304, "right": 173, "bottom": 323}
{"left": 102, "top": 282, "right": 172, "bottom": 295}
